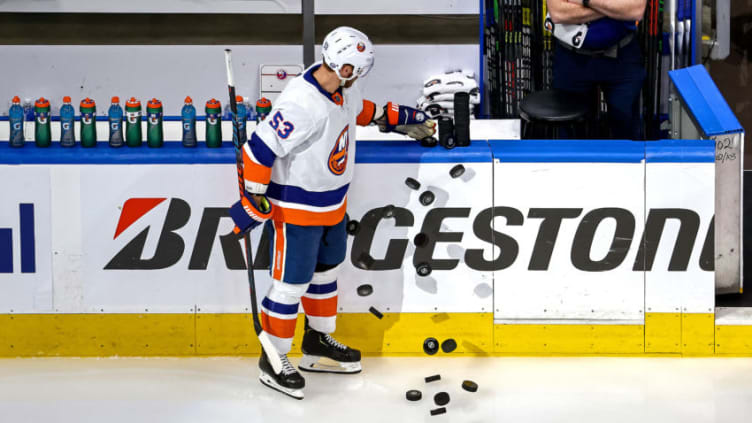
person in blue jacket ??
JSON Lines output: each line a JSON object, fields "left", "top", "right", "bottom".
{"left": 547, "top": 0, "right": 647, "bottom": 140}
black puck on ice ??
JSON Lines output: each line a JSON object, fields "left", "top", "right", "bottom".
{"left": 434, "top": 392, "right": 450, "bottom": 406}
{"left": 369, "top": 306, "right": 384, "bottom": 319}
{"left": 416, "top": 262, "right": 432, "bottom": 277}
{"left": 441, "top": 338, "right": 457, "bottom": 353}
{"left": 430, "top": 407, "right": 447, "bottom": 416}
{"left": 449, "top": 164, "right": 465, "bottom": 178}
{"left": 419, "top": 190, "right": 435, "bottom": 206}
{"left": 413, "top": 232, "right": 429, "bottom": 247}
{"left": 382, "top": 204, "right": 396, "bottom": 218}
{"left": 420, "top": 136, "right": 438, "bottom": 148}
{"left": 355, "top": 252, "right": 375, "bottom": 270}
{"left": 406, "top": 389, "right": 422, "bottom": 401}
{"left": 425, "top": 374, "right": 441, "bottom": 383}
{"left": 423, "top": 338, "right": 439, "bottom": 355}
{"left": 405, "top": 177, "right": 421, "bottom": 190}
{"left": 461, "top": 380, "right": 478, "bottom": 392}
{"left": 346, "top": 219, "right": 360, "bottom": 235}
{"left": 357, "top": 284, "right": 373, "bottom": 297}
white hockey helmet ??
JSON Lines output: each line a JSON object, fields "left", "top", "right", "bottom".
{"left": 322, "top": 26, "right": 375, "bottom": 83}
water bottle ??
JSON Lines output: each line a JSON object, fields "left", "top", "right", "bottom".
{"left": 125, "top": 97, "right": 142, "bottom": 147}
{"left": 234, "top": 95, "right": 248, "bottom": 145}
{"left": 146, "top": 98, "right": 163, "bottom": 148}
{"left": 59, "top": 96, "right": 75, "bottom": 147}
{"left": 79, "top": 98, "right": 97, "bottom": 147}
{"left": 181, "top": 96, "right": 197, "bottom": 147}
{"left": 23, "top": 98, "right": 34, "bottom": 141}
{"left": 108, "top": 96, "right": 124, "bottom": 147}
{"left": 34, "top": 97, "right": 52, "bottom": 147}
{"left": 255, "top": 97, "right": 271, "bottom": 123}
{"left": 9, "top": 96, "right": 25, "bottom": 147}
{"left": 205, "top": 98, "right": 222, "bottom": 148}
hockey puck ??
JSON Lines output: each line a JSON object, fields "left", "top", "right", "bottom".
{"left": 369, "top": 306, "right": 384, "bottom": 319}
{"left": 419, "top": 190, "right": 435, "bottom": 206}
{"left": 461, "top": 380, "right": 478, "bottom": 392}
{"left": 406, "top": 389, "right": 422, "bottom": 401}
{"left": 443, "top": 136, "right": 456, "bottom": 150}
{"left": 405, "top": 177, "right": 421, "bottom": 190}
{"left": 355, "top": 252, "right": 375, "bottom": 270}
{"left": 413, "top": 232, "right": 429, "bottom": 247}
{"left": 440, "top": 338, "right": 457, "bottom": 353}
{"left": 434, "top": 392, "right": 450, "bottom": 406}
{"left": 346, "top": 219, "right": 360, "bottom": 235}
{"left": 449, "top": 164, "right": 465, "bottom": 178}
{"left": 424, "top": 374, "right": 441, "bottom": 383}
{"left": 423, "top": 338, "right": 439, "bottom": 355}
{"left": 420, "top": 136, "right": 438, "bottom": 148}
{"left": 382, "top": 204, "right": 396, "bottom": 218}
{"left": 416, "top": 262, "right": 432, "bottom": 277}
{"left": 430, "top": 407, "right": 447, "bottom": 416}
{"left": 356, "top": 284, "right": 373, "bottom": 297}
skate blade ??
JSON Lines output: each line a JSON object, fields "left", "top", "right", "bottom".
{"left": 259, "top": 373, "right": 304, "bottom": 400}
{"left": 299, "top": 355, "right": 362, "bottom": 374}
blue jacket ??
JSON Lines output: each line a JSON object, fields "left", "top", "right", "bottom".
{"left": 582, "top": 17, "right": 637, "bottom": 50}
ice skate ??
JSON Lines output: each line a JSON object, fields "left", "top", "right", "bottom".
{"left": 258, "top": 349, "right": 305, "bottom": 400}
{"left": 299, "top": 322, "right": 362, "bottom": 374}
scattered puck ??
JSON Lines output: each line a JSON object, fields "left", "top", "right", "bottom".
{"left": 382, "top": 204, "right": 396, "bottom": 218}
{"left": 356, "top": 284, "right": 373, "bottom": 297}
{"left": 420, "top": 136, "right": 438, "bottom": 148}
{"left": 406, "top": 389, "right": 422, "bottom": 401}
{"left": 449, "top": 164, "right": 465, "bottom": 178}
{"left": 430, "top": 407, "right": 447, "bottom": 416}
{"left": 346, "top": 219, "right": 360, "bottom": 235}
{"left": 355, "top": 252, "right": 375, "bottom": 270}
{"left": 413, "top": 232, "right": 429, "bottom": 247}
{"left": 424, "top": 374, "right": 441, "bottom": 383}
{"left": 405, "top": 177, "right": 421, "bottom": 190}
{"left": 416, "top": 262, "right": 432, "bottom": 277}
{"left": 461, "top": 380, "right": 478, "bottom": 392}
{"left": 434, "top": 392, "right": 450, "bottom": 406}
{"left": 423, "top": 337, "right": 439, "bottom": 355}
{"left": 440, "top": 338, "right": 457, "bottom": 353}
{"left": 419, "top": 190, "right": 435, "bottom": 206}
{"left": 369, "top": 306, "right": 384, "bottom": 319}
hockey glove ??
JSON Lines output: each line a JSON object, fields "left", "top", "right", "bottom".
{"left": 229, "top": 193, "right": 273, "bottom": 235}
{"left": 377, "top": 102, "right": 436, "bottom": 140}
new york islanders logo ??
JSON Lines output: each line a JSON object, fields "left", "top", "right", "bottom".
{"left": 328, "top": 125, "right": 350, "bottom": 176}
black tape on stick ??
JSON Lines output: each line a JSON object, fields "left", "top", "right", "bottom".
{"left": 453, "top": 92, "right": 470, "bottom": 147}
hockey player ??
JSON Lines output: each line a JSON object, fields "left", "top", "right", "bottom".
{"left": 228, "top": 26, "right": 435, "bottom": 399}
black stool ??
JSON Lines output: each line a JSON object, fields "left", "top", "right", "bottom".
{"left": 519, "top": 90, "right": 590, "bottom": 139}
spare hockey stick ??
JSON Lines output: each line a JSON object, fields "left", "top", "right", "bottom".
{"left": 224, "top": 49, "right": 283, "bottom": 375}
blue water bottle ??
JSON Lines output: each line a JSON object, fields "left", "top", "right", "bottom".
{"left": 181, "top": 96, "right": 197, "bottom": 147}
{"left": 234, "top": 95, "right": 248, "bottom": 144}
{"left": 9, "top": 96, "right": 24, "bottom": 147}
{"left": 59, "top": 96, "right": 75, "bottom": 147}
{"left": 108, "top": 96, "right": 124, "bottom": 147}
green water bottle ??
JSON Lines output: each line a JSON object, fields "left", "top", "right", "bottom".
{"left": 255, "top": 97, "right": 272, "bottom": 123}
{"left": 125, "top": 97, "right": 142, "bottom": 147}
{"left": 146, "top": 98, "right": 164, "bottom": 148}
{"left": 205, "top": 98, "right": 222, "bottom": 148}
{"left": 34, "top": 97, "right": 51, "bottom": 147}
{"left": 79, "top": 97, "right": 97, "bottom": 147}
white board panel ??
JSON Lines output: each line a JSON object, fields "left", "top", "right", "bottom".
{"left": 493, "top": 162, "right": 646, "bottom": 323}
{"left": 0, "top": 166, "right": 53, "bottom": 313}
{"left": 645, "top": 162, "right": 715, "bottom": 314}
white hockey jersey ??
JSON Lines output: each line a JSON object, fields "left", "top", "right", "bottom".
{"left": 242, "top": 62, "right": 377, "bottom": 226}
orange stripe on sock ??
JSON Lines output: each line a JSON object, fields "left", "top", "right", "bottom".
{"left": 261, "top": 311, "right": 298, "bottom": 338}
{"left": 301, "top": 295, "right": 338, "bottom": 317}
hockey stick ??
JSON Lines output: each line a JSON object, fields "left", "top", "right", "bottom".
{"left": 224, "top": 49, "right": 284, "bottom": 375}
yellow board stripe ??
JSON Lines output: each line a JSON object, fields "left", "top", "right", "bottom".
{"left": 1, "top": 312, "right": 747, "bottom": 357}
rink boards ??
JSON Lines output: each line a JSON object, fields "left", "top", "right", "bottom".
{"left": 0, "top": 137, "right": 747, "bottom": 356}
